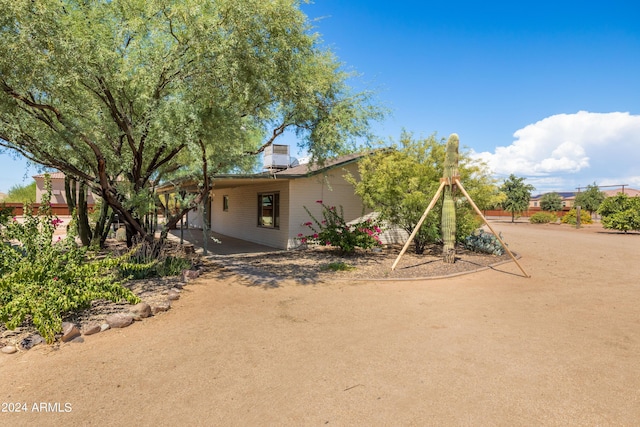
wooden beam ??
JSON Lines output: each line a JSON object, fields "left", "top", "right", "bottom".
{"left": 391, "top": 180, "right": 446, "bottom": 271}
{"left": 455, "top": 178, "right": 530, "bottom": 278}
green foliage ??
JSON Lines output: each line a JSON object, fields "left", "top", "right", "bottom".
{"left": 463, "top": 230, "right": 505, "bottom": 256}
{"left": 3, "top": 182, "right": 36, "bottom": 203}
{"left": 321, "top": 262, "right": 355, "bottom": 272}
{"left": 501, "top": 174, "right": 535, "bottom": 222}
{"left": 574, "top": 183, "right": 606, "bottom": 215}
{"left": 529, "top": 212, "right": 558, "bottom": 224}
{"left": 539, "top": 192, "right": 563, "bottom": 212}
{"left": 350, "top": 132, "right": 499, "bottom": 254}
{"left": 561, "top": 208, "right": 593, "bottom": 225}
{"left": 0, "top": 175, "right": 139, "bottom": 343}
{"left": 0, "top": 204, "right": 14, "bottom": 224}
{"left": 299, "top": 202, "right": 383, "bottom": 255}
{"left": 0, "top": 0, "right": 382, "bottom": 243}
{"left": 598, "top": 194, "right": 640, "bottom": 232}
{"left": 118, "top": 239, "right": 193, "bottom": 280}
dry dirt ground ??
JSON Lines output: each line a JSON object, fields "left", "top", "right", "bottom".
{"left": 1, "top": 221, "right": 639, "bottom": 426}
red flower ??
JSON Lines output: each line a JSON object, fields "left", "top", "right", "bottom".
{"left": 316, "top": 200, "right": 323, "bottom": 204}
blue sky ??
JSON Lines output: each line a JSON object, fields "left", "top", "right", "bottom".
{"left": 1, "top": 0, "right": 639, "bottom": 194}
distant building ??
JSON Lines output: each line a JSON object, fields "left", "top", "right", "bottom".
{"left": 33, "top": 172, "right": 96, "bottom": 206}
{"left": 530, "top": 187, "right": 640, "bottom": 209}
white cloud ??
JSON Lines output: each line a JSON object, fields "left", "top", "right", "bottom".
{"left": 473, "top": 111, "right": 640, "bottom": 191}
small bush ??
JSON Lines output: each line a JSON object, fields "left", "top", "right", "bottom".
{"left": 530, "top": 212, "right": 558, "bottom": 224}
{"left": 463, "top": 230, "right": 505, "bottom": 256}
{"left": 561, "top": 208, "right": 593, "bottom": 225}
{"left": 118, "top": 239, "right": 193, "bottom": 280}
{"left": 321, "top": 261, "right": 355, "bottom": 272}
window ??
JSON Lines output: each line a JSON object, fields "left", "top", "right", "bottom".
{"left": 223, "top": 195, "right": 229, "bottom": 212}
{"left": 258, "top": 193, "right": 279, "bottom": 228}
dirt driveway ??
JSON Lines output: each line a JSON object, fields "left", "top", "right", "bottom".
{"left": 1, "top": 221, "right": 639, "bottom": 426}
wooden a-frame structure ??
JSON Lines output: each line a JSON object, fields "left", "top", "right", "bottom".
{"left": 390, "top": 176, "right": 530, "bottom": 277}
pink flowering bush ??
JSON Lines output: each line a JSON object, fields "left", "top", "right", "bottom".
{"left": 298, "top": 201, "right": 383, "bottom": 254}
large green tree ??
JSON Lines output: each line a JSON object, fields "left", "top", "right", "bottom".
{"left": 540, "top": 192, "right": 563, "bottom": 212}
{"left": 574, "top": 182, "right": 606, "bottom": 216}
{"left": 500, "top": 174, "right": 535, "bottom": 222}
{"left": 351, "top": 132, "right": 500, "bottom": 254}
{"left": 0, "top": 0, "right": 380, "bottom": 246}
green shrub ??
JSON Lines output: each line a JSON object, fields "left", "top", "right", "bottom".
{"left": 530, "top": 211, "right": 558, "bottom": 224}
{"left": 463, "top": 230, "right": 505, "bottom": 255}
{"left": 118, "top": 239, "right": 193, "bottom": 280}
{"left": 321, "top": 261, "right": 355, "bottom": 272}
{"left": 0, "top": 175, "right": 139, "bottom": 343}
{"left": 561, "top": 208, "right": 593, "bottom": 225}
{"left": 598, "top": 194, "right": 640, "bottom": 233}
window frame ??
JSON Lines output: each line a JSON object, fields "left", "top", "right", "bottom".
{"left": 257, "top": 192, "right": 280, "bottom": 229}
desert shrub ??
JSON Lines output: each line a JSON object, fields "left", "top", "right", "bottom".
{"left": 118, "top": 238, "right": 193, "bottom": 279}
{"left": 455, "top": 208, "right": 484, "bottom": 243}
{"left": 530, "top": 211, "right": 558, "bottom": 224}
{"left": 598, "top": 194, "right": 640, "bottom": 233}
{"left": 0, "top": 175, "right": 139, "bottom": 343}
{"left": 561, "top": 208, "right": 593, "bottom": 225}
{"left": 463, "top": 230, "right": 505, "bottom": 255}
{"left": 0, "top": 204, "right": 14, "bottom": 225}
{"left": 299, "top": 202, "right": 383, "bottom": 254}
{"left": 321, "top": 261, "right": 355, "bottom": 272}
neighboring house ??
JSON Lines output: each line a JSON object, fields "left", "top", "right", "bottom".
{"left": 530, "top": 187, "right": 640, "bottom": 209}
{"left": 158, "top": 149, "right": 402, "bottom": 250}
{"left": 33, "top": 172, "right": 96, "bottom": 205}
{"left": 529, "top": 192, "right": 577, "bottom": 209}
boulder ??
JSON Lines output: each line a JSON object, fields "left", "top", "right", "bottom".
{"left": 130, "top": 302, "right": 152, "bottom": 319}
{"left": 1, "top": 345, "right": 17, "bottom": 354}
{"left": 182, "top": 269, "right": 200, "bottom": 281}
{"left": 61, "top": 322, "right": 81, "bottom": 342}
{"left": 82, "top": 323, "right": 102, "bottom": 336}
{"left": 105, "top": 313, "right": 134, "bottom": 328}
{"left": 19, "top": 334, "right": 44, "bottom": 350}
{"left": 151, "top": 301, "right": 171, "bottom": 315}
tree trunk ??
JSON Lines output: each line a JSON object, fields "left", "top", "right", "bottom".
{"left": 76, "top": 180, "right": 93, "bottom": 246}
{"left": 91, "top": 199, "right": 112, "bottom": 247}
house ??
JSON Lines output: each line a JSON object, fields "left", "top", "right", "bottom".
{"left": 530, "top": 187, "right": 640, "bottom": 209}
{"left": 529, "top": 192, "right": 577, "bottom": 209}
{"left": 158, "top": 149, "right": 393, "bottom": 250}
{"left": 33, "top": 172, "right": 96, "bottom": 206}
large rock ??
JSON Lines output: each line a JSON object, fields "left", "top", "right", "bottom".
{"left": 19, "top": 334, "right": 44, "bottom": 350}
{"left": 167, "top": 290, "right": 180, "bottom": 301}
{"left": 130, "top": 302, "right": 151, "bottom": 319}
{"left": 82, "top": 323, "right": 102, "bottom": 336}
{"left": 61, "top": 322, "right": 81, "bottom": 342}
{"left": 1, "top": 345, "right": 17, "bottom": 354}
{"left": 182, "top": 269, "right": 200, "bottom": 281}
{"left": 151, "top": 301, "right": 171, "bottom": 315}
{"left": 105, "top": 313, "right": 135, "bottom": 328}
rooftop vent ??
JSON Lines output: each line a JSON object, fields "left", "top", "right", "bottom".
{"left": 263, "top": 144, "right": 290, "bottom": 171}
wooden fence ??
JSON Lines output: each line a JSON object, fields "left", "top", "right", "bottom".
{"left": 0, "top": 203, "right": 92, "bottom": 216}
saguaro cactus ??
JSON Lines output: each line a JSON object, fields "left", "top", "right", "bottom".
{"left": 441, "top": 134, "right": 459, "bottom": 263}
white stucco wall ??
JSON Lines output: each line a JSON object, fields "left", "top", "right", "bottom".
{"left": 209, "top": 162, "right": 370, "bottom": 250}
{"left": 211, "top": 180, "right": 291, "bottom": 249}
{"left": 286, "top": 162, "right": 369, "bottom": 249}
